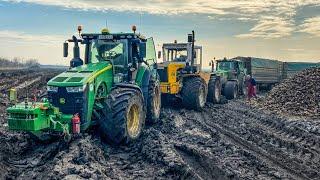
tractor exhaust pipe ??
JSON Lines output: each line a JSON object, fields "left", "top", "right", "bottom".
{"left": 187, "top": 31, "right": 195, "bottom": 73}
{"left": 191, "top": 30, "right": 195, "bottom": 72}
{"left": 73, "top": 36, "right": 80, "bottom": 59}
{"left": 70, "top": 36, "right": 83, "bottom": 68}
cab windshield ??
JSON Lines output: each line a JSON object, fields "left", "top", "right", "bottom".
{"left": 89, "top": 40, "right": 127, "bottom": 64}
{"left": 164, "top": 48, "right": 188, "bottom": 62}
{"left": 217, "top": 61, "right": 235, "bottom": 70}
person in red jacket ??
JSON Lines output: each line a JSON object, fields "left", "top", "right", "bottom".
{"left": 246, "top": 75, "right": 257, "bottom": 100}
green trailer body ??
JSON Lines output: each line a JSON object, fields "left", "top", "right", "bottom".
{"left": 236, "top": 57, "right": 283, "bottom": 85}
{"left": 235, "top": 57, "right": 319, "bottom": 88}
{"left": 283, "top": 62, "right": 320, "bottom": 78}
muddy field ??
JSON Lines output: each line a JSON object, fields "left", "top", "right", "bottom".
{"left": 1, "top": 69, "right": 320, "bottom": 180}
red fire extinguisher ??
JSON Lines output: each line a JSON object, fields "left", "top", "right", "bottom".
{"left": 72, "top": 114, "right": 81, "bottom": 134}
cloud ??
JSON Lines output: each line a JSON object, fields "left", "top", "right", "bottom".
{"left": 2, "top": 0, "right": 320, "bottom": 39}
{"left": 2, "top": 0, "right": 229, "bottom": 15}
{"left": 299, "top": 16, "right": 320, "bottom": 37}
{"left": 236, "top": 16, "right": 295, "bottom": 39}
{"left": 0, "top": 30, "right": 65, "bottom": 45}
{"left": 283, "top": 48, "right": 305, "bottom": 52}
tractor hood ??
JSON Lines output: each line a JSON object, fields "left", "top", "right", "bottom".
{"left": 47, "top": 62, "right": 112, "bottom": 87}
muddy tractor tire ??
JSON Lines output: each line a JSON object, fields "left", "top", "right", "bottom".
{"left": 207, "top": 76, "right": 221, "bottom": 104}
{"left": 181, "top": 77, "right": 207, "bottom": 110}
{"left": 223, "top": 81, "right": 238, "bottom": 100}
{"left": 146, "top": 78, "right": 161, "bottom": 124}
{"left": 99, "top": 88, "right": 146, "bottom": 144}
{"left": 239, "top": 78, "right": 247, "bottom": 96}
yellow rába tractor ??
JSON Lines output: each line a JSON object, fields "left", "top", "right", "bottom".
{"left": 157, "top": 31, "right": 221, "bottom": 110}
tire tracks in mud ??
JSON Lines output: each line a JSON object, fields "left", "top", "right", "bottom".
{"left": 173, "top": 143, "right": 229, "bottom": 180}
{"left": 200, "top": 112, "right": 307, "bottom": 180}
{"left": 198, "top": 101, "right": 320, "bottom": 180}
{"left": 1, "top": 69, "right": 320, "bottom": 179}
{"left": 224, "top": 102, "right": 320, "bottom": 175}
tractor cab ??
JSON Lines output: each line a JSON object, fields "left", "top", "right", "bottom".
{"left": 62, "top": 28, "right": 153, "bottom": 84}
{"left": 215, "top": 58, "right": 246, "bottom": 80}
{"left": 160, "top": 42, "right": 203, "bottom": 72}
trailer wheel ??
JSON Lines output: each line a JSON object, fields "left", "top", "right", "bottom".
{"left": 146, "top": 77, "right": 161, "bottom": 124}
{"left": 207, "top": 76, "right": 221, "bottom": 104}
{"left": 181, "top": 77, "right": 207, "bottom": 110}
{"left": 224, "top": 81, "right": 238, "bottom": 100}
{"left": 99, "top": 88, "right": 145, "bottom": 144}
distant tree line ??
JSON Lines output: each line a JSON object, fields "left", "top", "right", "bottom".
{"left": 0, "top": 57, "right": 40, "bottom": 68}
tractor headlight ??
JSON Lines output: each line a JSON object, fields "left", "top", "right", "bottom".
{"left": 66, "top": 85, "right": 86, "bottom": 93}
{"left": 47, "top": 86, "right": 58, "bottom": 92}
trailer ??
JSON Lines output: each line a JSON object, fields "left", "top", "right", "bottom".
{"left": 283, "top": 62, "right": 320, "bottom": 78}
{"left": 234, "top": 57, "right": 283, "bottom": 89}
{"left": 235, "top": 57, "right": 320, "bottom": 90}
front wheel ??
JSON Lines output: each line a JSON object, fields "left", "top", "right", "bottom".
{"left": 146, "top": 78, "right": 161, "bottom": 124}
{"left": 207, "top": 77, "right": 221, "bottom": 104}
{"left": 99, "top": 88, "right": 146, "bottom": 144}
{"left": 223, "top": 81, "right": 238, "bottom": 100}
{"left": 181, "top": 77, "right": 207, "bottom": 110}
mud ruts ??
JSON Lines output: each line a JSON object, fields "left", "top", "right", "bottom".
{"left": 1, "top": 69, "right": 320, "bottom": 179}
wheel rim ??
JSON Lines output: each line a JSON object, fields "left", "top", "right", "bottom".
{"left": 215, "top": 82, "right": 220, "bottom": 101}
{"left": 127, "top": 104, "right": 140, "bottom": 138}
{"left": 153, "top": 86, "right": 161, "bottom": 117}
{"left": 199, "top": 85, "right": 206, "bottom": 107}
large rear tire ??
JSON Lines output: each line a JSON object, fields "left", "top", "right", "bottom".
{"left": 181, "top": 77, "right": 207, "bottom": 110}
{"left": 207, "top": 76, "right": 221, "bottom": 104}
{"left": 239, "top": 78, "right": 246, "bottom": 96}
{"left": 146, "top": 78, "right": 161, "bottom": 124}
{"left": 99, "top": 88, "right": 145, "bottom": 144}
{"left": 223, "top": 81, "right": 238, "bottom": 100}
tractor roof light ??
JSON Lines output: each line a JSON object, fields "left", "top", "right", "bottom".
{"left": 101, "top": 28, "right": 110, "bottom": 34}
{"left": 132, "top": 25, "right": 137, "bottom": 34}
{"left": 77, "top": 25, "right": 83, "bottom": 35}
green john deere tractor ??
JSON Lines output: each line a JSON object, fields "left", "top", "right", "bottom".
{"left": 210, "top": 58, "right": 247, "bottom": 100}
{"left": 6, "top": 26, "right": 161, "bottom": 144}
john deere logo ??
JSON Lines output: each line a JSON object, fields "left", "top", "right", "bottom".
{"left": 59, "top": 98, "right": 66, "bottom": 104}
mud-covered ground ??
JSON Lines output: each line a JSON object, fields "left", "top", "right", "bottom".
{"left": 1, "top": 69, "right": 320, "bottom": 180}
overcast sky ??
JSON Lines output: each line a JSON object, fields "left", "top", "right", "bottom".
{"left": 0, "top": 0, "right": 319, "bottom": 65}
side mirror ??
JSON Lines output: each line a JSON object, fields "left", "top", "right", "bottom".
{"left": 63, "top": 42, "right": 68, "bottom": 57}
{"left": 209, "top": 60, "right": 215, "bottom": 72}
{"left": 157, "top": 51, "right": 162, "bottom": 59}
{"left": 188, "top": 34, "right": 193, "bottom": 42}
{"left": 139, "top": 43, "right": 146, "bottom": 58}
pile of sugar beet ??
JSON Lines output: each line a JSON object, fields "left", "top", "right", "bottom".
{"left": 256, "top": 67, "right": 320, "bottom": 119}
